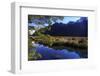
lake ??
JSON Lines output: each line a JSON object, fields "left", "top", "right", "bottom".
{"left": 31, "top": 43, "right": 81, "bottom": 60}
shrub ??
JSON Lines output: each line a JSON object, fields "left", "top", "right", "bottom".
{"left": 34, "top": 34, "right": 55, "bottom": 47}
{"left": 28, "top": 37, "right": 33, "bottom": 49}
{"left": 28, "top": 50, "right": 42, "bottom": 60}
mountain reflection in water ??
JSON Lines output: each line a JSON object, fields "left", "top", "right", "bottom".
{"left": 32, "top": 44, "right": 80, "bottom": 60}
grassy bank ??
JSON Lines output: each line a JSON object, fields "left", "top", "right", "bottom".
{"left": 30, "top": 34, "right": 88, "bottom": 50}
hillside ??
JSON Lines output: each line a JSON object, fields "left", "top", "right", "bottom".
{"left": 44, "top": 17, "right": 88, "bottom": 37}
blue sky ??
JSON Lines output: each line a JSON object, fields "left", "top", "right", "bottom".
{"left": 56, "top": 16, "right": 81, "bottom": 24}
{"left": 29, "top": 16, "right": 81, "bottom": 27}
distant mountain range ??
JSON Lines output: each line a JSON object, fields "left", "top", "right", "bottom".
{"left": 45, "top": 17, "right": 88, "bottom": 37}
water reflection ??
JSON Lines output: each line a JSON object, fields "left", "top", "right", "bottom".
{"left": 32, "top": 44, "right": 80, "bottom": 60}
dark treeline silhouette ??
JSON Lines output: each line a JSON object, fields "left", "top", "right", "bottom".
{"left": 45, "top": 17, "right": 88, "bottom": 37}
